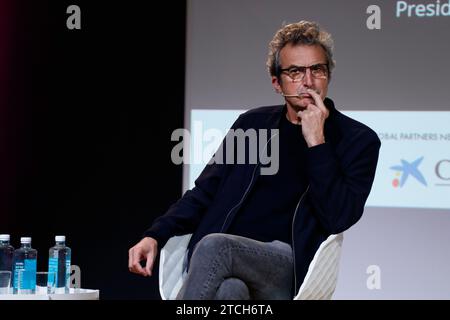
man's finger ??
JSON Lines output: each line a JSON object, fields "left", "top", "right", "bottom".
{"left": 128, "top": 249, "right": 133, "bottom": 270}
{"left": 307, "top": 89, "right": 327, "bottom": 114}
{"left": 130, "top": 250, "right": 147, "bottom": 276}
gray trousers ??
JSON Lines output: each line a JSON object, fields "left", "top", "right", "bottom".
{"left": 176, "top": 233, "right": 294, "bottom": 300}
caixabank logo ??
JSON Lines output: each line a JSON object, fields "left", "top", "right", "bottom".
{"left": 390, "top": 156, "right": 427, "bottom": 188}
{"left": 390, "top": 157, "right": 450, "bottom": 188}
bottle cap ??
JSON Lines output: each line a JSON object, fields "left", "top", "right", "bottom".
{"left": 55, "top": 235, "right": 66, "bottom": 242}
{"left": 0, "top": 234, "right": 10, "bottom": 241}
{"left": 20, "top": 237, "right": 32, "bottom": 243}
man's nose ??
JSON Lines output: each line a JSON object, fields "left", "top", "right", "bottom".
{"left": 302, "top": 69, "right": 314, "bottom": 87}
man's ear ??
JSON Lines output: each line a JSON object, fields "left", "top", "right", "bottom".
{"left": 271, "top": 76, "right": 282, "bottom": 94}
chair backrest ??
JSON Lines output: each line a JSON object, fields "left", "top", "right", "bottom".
{"left": 159, "top": 232, "right": 344, "bottom": 300}
{"left": 294, "top": 233, "right": 344, "bottom": 300}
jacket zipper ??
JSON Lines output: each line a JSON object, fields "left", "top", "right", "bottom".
{"left": 219, "top": 131, "right": 279, "bottom": 233}
{"left": 219, "top": 163, "right": 259, "bottom": 232}
{"left": 291, "top": 184, "right": 310, "bottom": 295}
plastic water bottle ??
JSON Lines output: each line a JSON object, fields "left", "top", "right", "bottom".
{"left": 48, "top": 235, "right": 71, "bottom": 293}
{"left": 0, "top": 234, "right": 14, "bottom": 272}
{"left": 12, "top": 237, "right": 37, "bottom": 294}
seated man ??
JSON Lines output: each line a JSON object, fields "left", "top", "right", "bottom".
{"left": 128, "top": 20, "right": 381, "bottom": 300}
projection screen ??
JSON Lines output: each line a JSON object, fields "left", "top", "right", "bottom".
{"left": 183, "top": 0, "right": 450, "bottom": 299}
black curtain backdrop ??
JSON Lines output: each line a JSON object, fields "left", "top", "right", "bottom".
{"left": 2, "top": 1, "right": 185, "bottom": 299}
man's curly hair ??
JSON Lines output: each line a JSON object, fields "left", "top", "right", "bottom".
{"left": 267, "top": 21, "right": 335, "bottom": 79}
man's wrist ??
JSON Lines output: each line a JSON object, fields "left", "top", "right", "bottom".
{"left": 143, "top": 236, "right": 158, "bottom": 250}
{"left": 306, "top": 135, "right": 325, "bottom": 148}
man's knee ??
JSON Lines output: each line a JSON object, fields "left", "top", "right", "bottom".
{"left": 192, "top": 233, "right": 233, "bottom": 259}
{"left": 215, "top": 278, "right": 250, "bottom": 300}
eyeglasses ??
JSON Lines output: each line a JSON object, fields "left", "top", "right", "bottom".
{"left": 280, "top": 63, "right": 328, "bottom": 82}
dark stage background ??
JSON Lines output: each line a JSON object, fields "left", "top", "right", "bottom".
{"left": 1, "top": 1, "right": 185, "bottom": 299}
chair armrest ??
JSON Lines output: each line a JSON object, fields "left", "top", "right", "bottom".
{"left": 294, "top": 233, "right": 344, "bottom": 300}
{"left": 159, "top": 234, "right": 193, "bottom": 300}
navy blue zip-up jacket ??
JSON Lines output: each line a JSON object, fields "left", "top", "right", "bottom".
{"left": 144, "top": 98, "right": 381, "bottom": 296}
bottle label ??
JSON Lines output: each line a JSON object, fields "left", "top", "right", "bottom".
{"left": 13, "top": 259, "right": 36, "bottom": 290}
{"left": 65, "top": 257, "right": 71, "bottom": 289}
{"left": 48, "top": 257, "right": 59, "bottom": 287}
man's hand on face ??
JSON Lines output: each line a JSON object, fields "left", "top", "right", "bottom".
{"left": 297, "top": 88, "right": 330, "bottom": 148}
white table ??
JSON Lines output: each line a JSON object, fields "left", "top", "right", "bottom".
{"left": 0, "top": 288, "right": 100, "bottom": 300}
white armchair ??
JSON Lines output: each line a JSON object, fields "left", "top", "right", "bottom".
{"left": 159, "top": 233, "right": 343, "bottom": 300}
